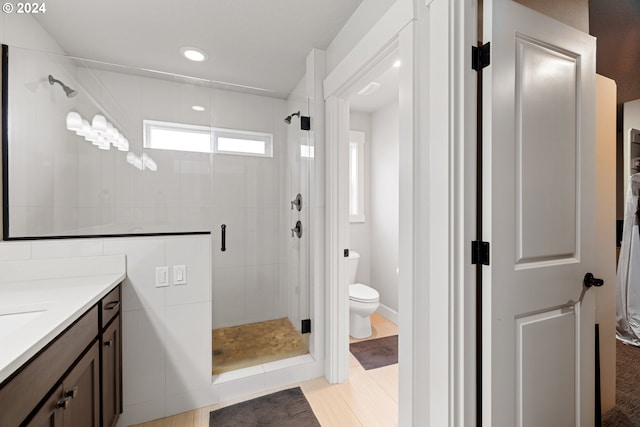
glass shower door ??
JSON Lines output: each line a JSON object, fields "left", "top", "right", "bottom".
{"left": 210, "top": 94, "right": 311, "bottom": 374}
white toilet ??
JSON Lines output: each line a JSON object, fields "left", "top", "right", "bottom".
{"left": 346, "top": 251, "right": 380, "bottom": 338}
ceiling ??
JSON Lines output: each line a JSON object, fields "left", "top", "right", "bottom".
{"left": 589, "top": 0, "right": 640, "bottom": 107}
{"left": 34, "top": 0, "right": 363, "bottom": 99}
{"left": 30, "top": 1, "right": 639, "bottom": 106}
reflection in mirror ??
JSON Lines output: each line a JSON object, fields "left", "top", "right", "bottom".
{"left": 623, "top": 99, "right": 640, "bottom": 197}
{"left": 3, "top": 45, "right": 286, "bottom": 239}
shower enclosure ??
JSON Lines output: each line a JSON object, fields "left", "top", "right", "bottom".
{"left": 210, "top": 98, "right": 313, "bottom": 374}
{"left": 3, "top": 46, "right": 312, "bottom": 374}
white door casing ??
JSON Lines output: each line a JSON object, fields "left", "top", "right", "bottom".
{"left": 483, "top": 1, "right": 596, "bottom": 426}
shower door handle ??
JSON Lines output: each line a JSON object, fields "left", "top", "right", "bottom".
{"left": 221, "top": 224, "right": 226, "bottom": 251}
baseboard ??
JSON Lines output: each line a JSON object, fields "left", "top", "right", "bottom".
{"left": 376, "top": 303, "right": 398, "bottom": 325}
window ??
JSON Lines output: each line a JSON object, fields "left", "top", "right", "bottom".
{"left": 144, "top": 120, "right": 211, "bottom": 153}
{"left": 349, "top": 130, "right": 365, "bottom": 222}
{"left": 214, "top": 130, "right": 272, "bottom": 157}
{"left": 143, "top": 120, "right": 273, "bottom": 157}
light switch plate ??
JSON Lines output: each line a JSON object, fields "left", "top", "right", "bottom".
{"left": 155, "top": 266, "right": 169, "bottom": 287}
{"left": 173, "top": 265, "right": 187, "bottom": 285}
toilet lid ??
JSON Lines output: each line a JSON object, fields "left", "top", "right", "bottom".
{"left": 349, "top": 283, "right": 379, "bottom": 302}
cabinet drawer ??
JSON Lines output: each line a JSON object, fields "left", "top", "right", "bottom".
{"left": 0, "top": 305, "right": 98, "bottom": 426}
{"left": 100, "top": 285, "right": 121, "bottom": 328}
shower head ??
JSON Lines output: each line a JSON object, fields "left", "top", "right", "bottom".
{"left": 284, "top": 111, "right": 301, "bottom": 124}
{"left": 48, "top": 74, "right": 77, "bottom": 98}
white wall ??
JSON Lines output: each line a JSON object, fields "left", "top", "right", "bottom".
{"left": 594, "top": 74, "right": 617, "bottom": 414}
{"left": 370, "top": 101, "right": 399, "bottom": 312}
{"left": 349, "top": 110, "right": 372, "bottom": 286}
{"left": 4, "top": 23, "right": 291, "bottom": 328}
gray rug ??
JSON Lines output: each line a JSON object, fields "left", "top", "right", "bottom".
{"left": 603, "top": 340, "right": 640, "bottom": 427}
{"left": 209, "top": 387, "right": 320, "bottom": 426}
{"left": 350, "top": 335, "right": 398, "bottom": 370}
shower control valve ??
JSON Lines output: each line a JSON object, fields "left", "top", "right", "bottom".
{"left": 291, "top": 220, "right": 302, "bottom": 239}
{"left": 290, "top": 193, "right": 302, "bottom": 211}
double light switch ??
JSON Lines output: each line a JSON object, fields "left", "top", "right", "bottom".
{"left": 155, "top": 265, "right": 187, "bottom": 287}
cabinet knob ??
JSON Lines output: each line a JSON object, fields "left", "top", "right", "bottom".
{"left": 104, "top": 339, "right": 113, "bottom": 347}
{"left": 56, "top": 398, "right": 70, "bottom": 410}
{"left": 64, "top": 386, "right": 78, "bottom": 399}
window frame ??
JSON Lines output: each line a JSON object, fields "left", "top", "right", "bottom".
{"left": 143, "top": 119, "right": 273, "bottom": 158}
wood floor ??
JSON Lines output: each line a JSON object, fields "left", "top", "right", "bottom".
{"left": 132, "top": 313, "right": 399, "bottom": 427}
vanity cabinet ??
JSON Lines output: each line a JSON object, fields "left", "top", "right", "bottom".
{"left": 29, "top": 342, "right": 100, "bottom": 427}
{"left": 0, "top": 284, "right": 122, "bottom": 427}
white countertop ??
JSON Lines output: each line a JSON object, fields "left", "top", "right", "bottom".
{"left": 0, "top": 256, "right": 126, "bottom": 384}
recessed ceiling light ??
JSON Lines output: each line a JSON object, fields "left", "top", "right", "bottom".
{"left": 180, "top": 47, "right": 208, "bottom": 62}
{"left": 393, "top": 60, "right": 402, "bottom": 68}
{"left": 192, "top": 105, "right": 205, "bottom": 112}
{"left": 357, "top": 81, "right": 381, "bottom": 96}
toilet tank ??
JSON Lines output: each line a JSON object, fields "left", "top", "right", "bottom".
{"left": 345, "top": 251, "right": 360, "bottom": 284}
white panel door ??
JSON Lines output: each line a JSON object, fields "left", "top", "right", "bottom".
{"left": 483, "top": 1, "right": 597, "bottom": 426}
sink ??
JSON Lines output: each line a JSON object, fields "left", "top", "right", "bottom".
{"left": 0, "top": 305, "right": 48, "bottom": 340}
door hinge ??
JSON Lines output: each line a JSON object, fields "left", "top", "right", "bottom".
{"left": 472, "top": 43, "right": 491, "bottom": 71}
{"left": 471, "top": 241, "right": 490, "bottom": 265}
{"left": 301, "top": 319, "right": 311, "bottom": 334}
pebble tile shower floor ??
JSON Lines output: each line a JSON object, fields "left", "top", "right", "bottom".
{"left": 212, "top": 317, "right": 308, "bottom": 374}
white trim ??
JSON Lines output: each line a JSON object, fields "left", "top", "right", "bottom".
{"left": 324, "top": 1, "right": 414, "bottom": 388}
{"left": 377, "top": 303, "right": 398, "bottom": 325}
{"left": 323, "top": 0, "right": 413, "bottom": 99}
{"left": 324, "top": 0, "right": 474, "bottom": 425}
{"left": 324, "top": 95, "right": 351, "bottom": 384}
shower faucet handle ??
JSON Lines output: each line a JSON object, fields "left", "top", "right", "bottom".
{"left": 291, "top": 220, "right": 302, "bottom": 238}
{"left": 290, "top": 193, "right": 302, "bottom": 211}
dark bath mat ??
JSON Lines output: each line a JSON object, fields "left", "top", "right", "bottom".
{"left": 209, "top": 387, "right": 320, "bottom": 427}
{"left": 350, "top": 335, "right": 398, "bottom": 370}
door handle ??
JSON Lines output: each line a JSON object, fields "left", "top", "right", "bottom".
{"left": 221, "top": 224, "right": 226, "bottom": 252}
{"left": 584, "top": 273, "right": 604, "bottom": 288}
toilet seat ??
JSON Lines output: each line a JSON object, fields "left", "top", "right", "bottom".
{"left": 349, "top": 283, "right": 379, "bottom": 303}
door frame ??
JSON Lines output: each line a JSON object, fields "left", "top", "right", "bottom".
{"left": 323, "top": 0, "right": 477, "bottom": 424}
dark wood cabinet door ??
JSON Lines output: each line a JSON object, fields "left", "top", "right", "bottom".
{"left": 62, "top": 341, "right": 100, "bottom": 427}
{"left": 101, "top": 314, "right": 122, "bottom": 427}
{"left": 26, "top": 385, "right": 64, "bottom": 427}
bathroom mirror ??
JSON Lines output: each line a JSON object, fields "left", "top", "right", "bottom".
{"left": 623, "top": 99, "right": 640, "bottom": 197}
{"left": 2, "top": 45, "right": 285, "bottom": 239}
